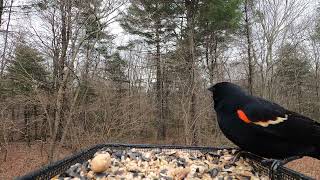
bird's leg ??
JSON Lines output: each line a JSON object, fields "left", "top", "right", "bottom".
{"left": 262, "top": 156, "right": 302, "bottom": 179}
{"left": 261, "top": 159, "right": 285, "bottom": 179}
{"left": 269, "top": 160, "right": 282, "bottom": 180}
{"left": 230, "top": 150, "right": 246, "bottom": 164}
{"left": 262, "top": 156, "right": 302, "bottom": 166}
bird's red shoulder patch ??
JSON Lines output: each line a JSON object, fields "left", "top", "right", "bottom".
{"left": 237, "top": 109, "right": 288, "bottom": 127}
{"left": 237, "top": 110, "right": 251, "bottom": 123}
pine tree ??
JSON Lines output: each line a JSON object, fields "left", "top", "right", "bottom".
{"left": 276, "top": 43, "right": 311, "bottom": 112}
{"left": 106, "top": 52, "right": 127, "bottom": 83}
{"left": 7, "top": 44, "right": 48, "bottom": 94}
{"left": 277, "top": 43, "right": 310, "bottom": 90}
{"left": 120, "top": 0, "right": 178, "bottom": 140}
{"left": 6, "top": 43, "right": 48, "bottom": 147}
{"left": 198, "top": 0, "right": 242, "bottom": 84}
{"left": 175, "top": 0, "right": 242, "bottom": 145}
{"left": 76, "top": 0, "right": 116, "bottom": 132}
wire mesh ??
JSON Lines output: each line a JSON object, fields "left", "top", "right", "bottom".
{"left": 16, "top": 143, "right": 314, "bottom": 180}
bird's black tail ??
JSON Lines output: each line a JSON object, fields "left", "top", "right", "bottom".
{"left": 311, "top": 153, "right": 320, "bottom": 160}
{"left": 316, "top": 147, "right": 320, "bottom": 160}
{"left": 313, "top": 121, "right": 320, "bottom": 160}
{"left": 314, "top": 142, "right": 320, "bottom": 160}
{"left": 310, "top": 145, "right": 320, "bottom": 160}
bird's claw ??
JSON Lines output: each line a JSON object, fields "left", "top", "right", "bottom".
{"left": 261, "top": 159, "right": 283, "bottom": 179}
{"left": 261, "top": 159, "right": 283, "bottom": 169}
{"left": 230, "top": 152, "right": 241, "bottom": 164}
{"left": 229, "top": 150, "right": 246, "bottom": 165}
{"left": 271, "top": 160, "right": 282, "bottom": 171}
{"left": 270, "top": 160, "right": 283, "bottom": 180}
{"left": 261, "top": 158, "right": 278, "bottom": 165}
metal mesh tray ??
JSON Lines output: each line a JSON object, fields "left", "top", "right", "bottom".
{"left": 16, "top": 143, "right": 314, "bottom": 180}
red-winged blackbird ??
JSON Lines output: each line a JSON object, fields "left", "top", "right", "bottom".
{"left": 208, "top": 82, "right": 320, "bottom": 160}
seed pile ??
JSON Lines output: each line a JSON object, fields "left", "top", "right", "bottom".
{"left": 52, "top": 148, "right": 269, "bottom": 180}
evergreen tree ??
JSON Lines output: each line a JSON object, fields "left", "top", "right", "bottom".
{"left": 120, "top": 0, "right": 178, "bottom": 140}
{"left": 277, "top": 43, "right": 310, "bottom": 90}
{"left": 120, "top": 0, "right": 177, "bottom": 45}
{"left": 199, "top": 0, "right": 242, "bottom": 32}
{"left": 7, "top": 44, "right": 48, "bottom": 95}
{"left": 77, "top": 0, "right": 114, "bottom": 111}
{"left": 6, "top": 43, "right": 48, "bottom": 146}
{"left": 106, "top": 52, "right": 127, "bottom": 83}
{"left": 198, "top": 0, "right": 242, "bottom": 83}
{"left": 276, "top": 43, "right": 311, "bottom": 112}
{"left": 173, "top": 0, "right": 242, "bottom": 144}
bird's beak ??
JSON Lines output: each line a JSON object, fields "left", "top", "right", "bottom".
{"left": 208, "top": 86, "right": 215, "bottom": 92}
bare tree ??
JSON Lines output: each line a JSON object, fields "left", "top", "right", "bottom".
{"left": 184, "top": 0, "right": 198, "bottom": 145}
{"left": 244, "top": 0, "right": 254, "bottom": 95}
{"left": 0, "top": 0, "right": 13, "bottom": 76}
{"left": 251, "top": 0, "right": 309, "bottom": 99}
{"left": 0, "top": 0, "right": 3, "bottom": 25}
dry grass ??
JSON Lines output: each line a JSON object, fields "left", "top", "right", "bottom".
{"left": 0, "top": 141, "right": 319, "bottom": 179}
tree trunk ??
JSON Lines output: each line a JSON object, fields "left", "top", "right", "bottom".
{"left": 0, "top": 0, "right": 13, "bottom": 77}
{"left": 316, "top": 62, "right": 319, "bottom": 98}
{"left": 81, "top": 41, "right": 90, "bottom": 131}
{"left": 155, "top": 15, "right": 166, "bottom": 140}
{"left": 52, "top": 7, "right": 60, "bottom": 90}
{"left": 24, "top": 105, "right": 31, "bottom": 147}
{"left": 314, "top": 62, "right": 319, "bottom": 118}
{"left": 185, "top": 0, "right": 198, "bottom": 145}
{"left": 41, "top": 112, "right": 47, "bottom": 142}
{"left": 211, "top": 34, "right": 218, "bottom": 82}
{"left": 163, "top": 61, "right": 169, "bottom": 140}
{"left": 205, "top": 25, "right": 212, "bottom": 84}
{"left": 34, "top": 105, "right": 38, "bottom": 140}
{"left": 245, "top": 0, "right": 253, "bottom": 95}
{"left": 48, "top": 0, "right": 72, "bottom": 162}
{"left": 0, "top": 0, "right": 3, "bottom": 25}
{"left": 49, "top": 76, "right": 68, "bottom": 161}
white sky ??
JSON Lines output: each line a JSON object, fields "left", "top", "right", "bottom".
{"left": 0, "top": 0, "right": 128, "bottom": 46}
{"left": 1, "top": 0, "right": 320, "bottom": 49}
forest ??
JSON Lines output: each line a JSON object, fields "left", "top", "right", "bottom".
{"left": 0, "top": 0, "right": 319, "bottom": 176}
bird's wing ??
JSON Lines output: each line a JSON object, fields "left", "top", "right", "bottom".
{"left": 237, "top": 98, "right": 320, "bottom": 143}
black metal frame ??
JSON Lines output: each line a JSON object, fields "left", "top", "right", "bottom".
{"left": 16, "top": 143, "right": 314, "bottom": 180}
{"left": 242, "top": 152, "right": 315, "bottom": 180}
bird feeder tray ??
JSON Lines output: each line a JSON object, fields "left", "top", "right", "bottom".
{"left": 16, "top": 143, "right": 313, "bottom": 180}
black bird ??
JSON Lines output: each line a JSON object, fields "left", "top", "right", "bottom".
{"left": 208, "top": 82, "right": 320, "bottom": 164}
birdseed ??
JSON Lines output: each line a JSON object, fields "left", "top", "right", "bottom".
{"left": 51, "top": 148, "right": 269, "bottom": 180}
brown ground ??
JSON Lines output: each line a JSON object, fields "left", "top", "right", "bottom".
{"left": 0, "top": 142, "right": 72, "bottom": 180}
{"left": 0, "top": 142, "right": 319, "bottom": 180}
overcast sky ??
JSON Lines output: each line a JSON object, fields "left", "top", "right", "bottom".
{"left": 1, "top": 0, "right": 319, "bottom": 49}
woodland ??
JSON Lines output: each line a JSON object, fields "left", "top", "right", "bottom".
{"left": 0, "top": 0, "right": 319, "bottom": 165}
